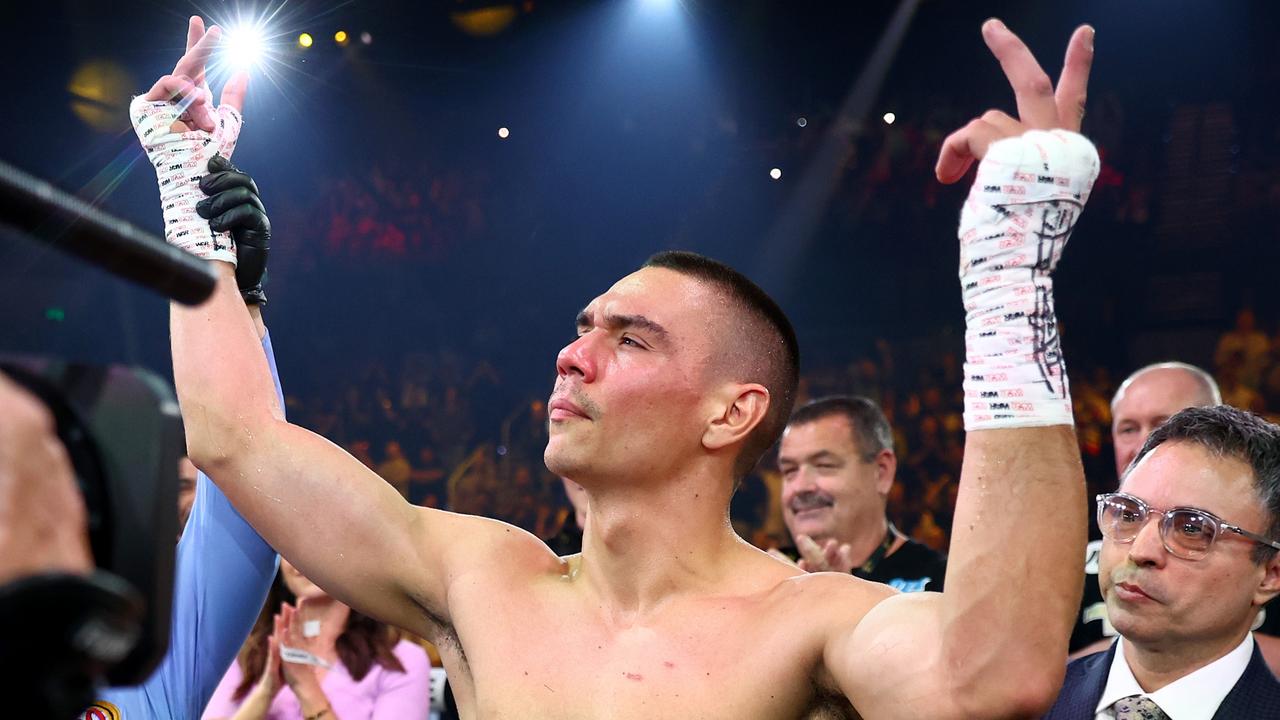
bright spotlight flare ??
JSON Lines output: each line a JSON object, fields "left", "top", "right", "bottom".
{"left": 203, "top": 3, "right": 300, "bottom": 92}
{"left": 222, "top": 22, "right": 268, "bottom": 70}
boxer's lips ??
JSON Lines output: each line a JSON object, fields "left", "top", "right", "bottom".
{"left": 549, "top": 398, "right": 591, "bottom": 421}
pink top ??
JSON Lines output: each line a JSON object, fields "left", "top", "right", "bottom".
{"left": 202, "top": 640, "right": 432, "bottom": 720}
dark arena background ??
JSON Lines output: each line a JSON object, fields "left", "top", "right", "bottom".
{"left": 3, "top": 0, "right": 1280, "bottom": 715}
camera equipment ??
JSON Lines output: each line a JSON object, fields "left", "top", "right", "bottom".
{"left": 0, "top": 158, "right": 214, "bottom": 717}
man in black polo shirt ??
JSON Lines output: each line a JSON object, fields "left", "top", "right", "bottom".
{"left": 777, "top": 396, "right": 946, "bottom": 592}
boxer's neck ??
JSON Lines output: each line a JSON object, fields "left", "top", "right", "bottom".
{"left": 577, "top": 467, "right": 742, "bottom": 619}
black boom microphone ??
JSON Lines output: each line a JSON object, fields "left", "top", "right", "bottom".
{"left": 0, "top": 158, "right": 216, "bottom": 305}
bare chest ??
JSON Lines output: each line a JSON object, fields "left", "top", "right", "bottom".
{"left": 437, "top": 580, "right": 857, "bottom": 720}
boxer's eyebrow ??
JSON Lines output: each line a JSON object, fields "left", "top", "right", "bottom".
{"left": 575, "top": 310, "right": 669, "bottom": 342}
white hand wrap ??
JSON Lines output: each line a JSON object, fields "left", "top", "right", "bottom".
{"left": 129, "top": 96, "right": 243, "bottom": 264}
{"left": 959, "top": 129, "right": 1099, "bottom": 431}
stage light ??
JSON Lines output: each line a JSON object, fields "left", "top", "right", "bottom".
{"left": 770, "top": 168, "right": 782, "bottom": 180}
{"left": 224, "top": 23, "right": 267, "bottom": 69}
{"left": 452, "top": 6, "right": 518, "bottom": 36}
{"left": 334, "top": 30, "right": 349, "bottom": 46}
{"left": 796, "top": 117, "right": 807, "bottom": 128}
{"left": 68, "top": 60, "right": 134, "bottom": 132}
{"left": 883, "top": 112, "right": 896, "bottom": 125}
{"left": 298, "top": 32, "right": 313, "bottom": 48}
{"left": 360, "top": 31, "right": 373, "bottom": 45}
{"left": 498, "top": 127, "right": 510, "bottom": 139}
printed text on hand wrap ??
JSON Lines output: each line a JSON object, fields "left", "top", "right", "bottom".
{"left": 959, "top": 129, "right": 1099, "bottom": 431}
{"left": 130, "top": 95, "right": 242, "bottom": 264}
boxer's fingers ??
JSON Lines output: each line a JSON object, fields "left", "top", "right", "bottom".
{"left": 185, "top": 16, "right": 205, "bottom": 54}
{"left": 982, "top": 19, "right": 1058, "bottom": 130}
{"left": 1055, "top": 25, "right": 1095, "bottom": 132}
{"left": 143, "top": 74, "right": 204, "bottom": 104}
{"left": 220, "top": 70, "right": 249, "bottom": 114}
{"left": 935, "top": 118, "right": 1005, "bottom": 184}
{"left": 173, "top": 24, "right": 221, "bottom": 86}
{"left": 184, "top": 16, "right": 214, "bottom": 90}
{"left": 142, "top": 75, "right": 217, "bottom": 132}
{"left": 979, "top": 109, "right": 1023, "bottom": 135}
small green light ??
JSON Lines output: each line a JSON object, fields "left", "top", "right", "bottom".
{"left": 45, "top": 307, "right": 66, "bottom": 322}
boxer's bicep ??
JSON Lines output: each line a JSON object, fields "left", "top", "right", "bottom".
{"left": 210, "top": 417, "right": 436, "bottom": 634}
{"left": 824, "top": 591, "right": 962, "bottom": 719}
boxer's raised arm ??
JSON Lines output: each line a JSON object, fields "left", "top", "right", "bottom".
{"left": 826, "top": 21, "right": 1095, "bottom": 718}
{"left": 144, "top": 18, "right": 525, "bottom": 640}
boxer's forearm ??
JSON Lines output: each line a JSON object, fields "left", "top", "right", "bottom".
{"left": 940, "top": 426, "right": 1084, "bottom": 714}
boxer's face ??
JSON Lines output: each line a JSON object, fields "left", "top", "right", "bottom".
{"left": 546, "top": 267, "right": 722, "bottom": 488}
{"left": 1112, "top": 369, "right": 1212, "bottom": 478}
{"left": 1099, "top": 441, "right": 1279, "bottom": 652}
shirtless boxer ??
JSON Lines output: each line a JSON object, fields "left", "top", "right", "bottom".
{"left": 138, "top": 17, "right": 1095, "bottom": 719}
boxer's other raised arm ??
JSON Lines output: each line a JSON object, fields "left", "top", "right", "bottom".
{"left": 826, "top": 21, "right": 1095, "bottom": 719}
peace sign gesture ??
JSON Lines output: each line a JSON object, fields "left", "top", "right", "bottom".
{"left": 141, "top": 16, "right": 248, "bottom": 133}
{"left": 131, "top": 16, "right": 250, "bottom": 263}
{"left": 935, "top": 19, "right": 1094, "bottom": 184}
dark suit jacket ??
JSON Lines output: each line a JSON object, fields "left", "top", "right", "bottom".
{"left": 1043, "top": 640, "right": 1280, "bottom": 719}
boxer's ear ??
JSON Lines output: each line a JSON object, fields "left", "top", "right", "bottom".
{"left": 702, "top": 383, "right": 769, "bottom": 453}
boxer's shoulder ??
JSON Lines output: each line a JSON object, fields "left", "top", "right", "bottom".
{"left": 770, "top": 569, "right": 900, "bottom": 631}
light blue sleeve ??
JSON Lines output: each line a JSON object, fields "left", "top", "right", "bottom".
{"left": 95, "top": 330, "right": 283, "bottom": 719}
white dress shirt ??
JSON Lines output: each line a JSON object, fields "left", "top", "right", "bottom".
{"left": 1094, "top": 633, "right": 1254, "bottom": 720}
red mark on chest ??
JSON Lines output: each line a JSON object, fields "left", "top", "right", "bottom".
{"left": 624, "top": 672, "right": 644, "bottom": 681}
{"left": 663, "top": 661, "right": 675, "bottom": 668}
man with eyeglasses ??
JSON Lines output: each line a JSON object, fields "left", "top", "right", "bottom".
{"left": 1072, "top": 363, "right": 1222, "bottom": 655}
{"left": 1044, "top": 405, "right": 1280, "bottom": 718}
{"left": 1072, "top": 362, "right": 1280, "bottom": 674}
